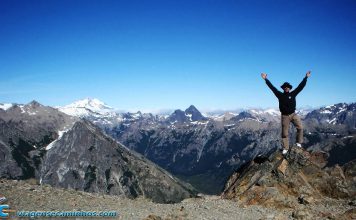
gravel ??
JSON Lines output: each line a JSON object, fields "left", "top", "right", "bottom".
{"left": 0, "top": 179, "right": 352, "bottom": 220}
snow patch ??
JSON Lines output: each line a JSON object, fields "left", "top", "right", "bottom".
{"left": 20, "top": 105, "right": 26, "bottom": 113}
{"left": 321, "top": 110, "right": 332, "bottom": 114}
{"left": 46, "top": 128, "right": 71, "bottom": 150}
{"left": 191, "top": 121, "right": 208, "bottom": 125}
{"left": 337, "top": 108, "right": 346, "bottom": 114}
{"left": 327, "top": 118, "right": 337, "bottom": 124}
{"left": 186, "top": 113, "right": 193, "bottom": 121}
{"left": 28, "top": 111, "right": 37, "bottom": 116}
{"left": 56, "top": 162, "right": 69, "bottom": 182}
{"left": 0, "top": 103, "right": 13, "bottom": 110}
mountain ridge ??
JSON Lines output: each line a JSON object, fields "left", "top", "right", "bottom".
{"left": 1, "top": 99, "right": 355, "bottom": 195}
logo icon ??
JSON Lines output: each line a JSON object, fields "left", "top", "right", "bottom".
{"left": 0, "top": 204, "right": 16, "bottom": 219}
{"left": 0, "top": 205, "right": 10, "bottom": 217}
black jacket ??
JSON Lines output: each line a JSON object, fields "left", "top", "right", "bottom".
{"left": 265, "top": 77, "right": 307, "bottom": 115}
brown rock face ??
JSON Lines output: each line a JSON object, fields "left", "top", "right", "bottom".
{"left": 222, "top": 147, "right": 355, "bottom": 208}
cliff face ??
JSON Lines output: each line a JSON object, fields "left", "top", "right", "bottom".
{"left": 222, "top": 146, "right": 355, "bottom": 209}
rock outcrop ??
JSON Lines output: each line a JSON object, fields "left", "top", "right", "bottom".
{"left": 222, "top": 146, "right": 355, "bottom": 211}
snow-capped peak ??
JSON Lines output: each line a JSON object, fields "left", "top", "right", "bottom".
{"left": 66, "top": 98, "right": 113, "bottom": 111}
{"left": 58, "top": 98, "right": 115, "bottom": 117}
{"left": 249, "top": 108, "right": 280, "bottom": 116}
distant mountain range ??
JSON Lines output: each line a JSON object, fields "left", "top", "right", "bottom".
{"left": 1, "top": 98, "right": 355, "bottom": 195}
{"left": 55, "top": 99, "right": 356, "bottom": 193}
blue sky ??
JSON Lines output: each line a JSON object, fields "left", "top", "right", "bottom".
{"left": 1, "top": 0, "right": 355, "bottom": 112}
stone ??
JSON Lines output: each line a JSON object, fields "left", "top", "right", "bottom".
{"left": 145, "top": 214, "right": 163, "bottom": 220}
{"left": 298, "top": 194, "right": 314, "bottom": 205}
{"left": 277, "top": 159, "right": 288, "bottom": 175}
{"left": 349, "top": 200, "right": 356, "bottom": 206}
{"left": 292, "top": 210, "right": 313, "bottom": 219}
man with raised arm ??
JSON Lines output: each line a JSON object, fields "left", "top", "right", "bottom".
{"left": 261, "top": 71, "right": 311, "bottom": 155}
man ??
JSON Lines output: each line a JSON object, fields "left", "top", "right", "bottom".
{"left": 261, "top": 71, "right": 311, "bottom": 154}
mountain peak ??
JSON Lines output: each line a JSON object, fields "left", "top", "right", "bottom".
{"left": 185, "top": 105, "right": 199, "bottom": 112}
{"left": 59, "top": 98, "right": 115, "bottom": 118}
{"left": 185, "top": 105, "right": 207, "bottom": 121}
{"left": 66, "top": 98, "right": 113, "bottom": 110}
{"left": 27, "top": 100, "right": 42, "bottom": 107}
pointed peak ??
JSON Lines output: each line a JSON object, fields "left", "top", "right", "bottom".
{"left": 185, "top": 105, "right": 199, "bottom": 113}
{"left": 27, "top": 100, "right": 42, "bottom": 107}
{"left": 185, "top": 105, "right": 207, "bottom": 121}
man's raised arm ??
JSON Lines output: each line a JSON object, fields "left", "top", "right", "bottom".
{"left": 293, "top": 71, "right": 311, "bottom": 95}
{"left": 261, "top": 73, "right": 280, "bottom": 97}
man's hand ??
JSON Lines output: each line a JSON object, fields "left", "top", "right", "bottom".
{"left": 306, "top": 71, "right": 311, "bottom": 78}
{"left": 261, "top": 73, "right": 267, "bottom": 79}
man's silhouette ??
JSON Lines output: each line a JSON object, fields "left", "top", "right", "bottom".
{"left": 261, "top": 71, "right": 311, "bottom": 154}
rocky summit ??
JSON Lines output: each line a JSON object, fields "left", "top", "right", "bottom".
{"left": 222, "top": 146, "right": 355, "bottom": 218}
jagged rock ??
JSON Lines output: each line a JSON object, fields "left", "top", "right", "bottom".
{"left": 277, "top": 159, "right": 288, "bottom": 175}
{"left": 222, "top": 146, "right": 356, "bottom": 209}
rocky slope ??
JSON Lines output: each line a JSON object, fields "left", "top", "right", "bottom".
{"left": 0, "top": 101, "right": 196, "bottom": 203}
{"left": 222, "top": 145, "right": 355, "bottom": 219}
{"left": 1, "top": 177, "right": 354, "bottom": 220}
{"left": 0, "top": 101, "right": 77, "bottom": 179}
